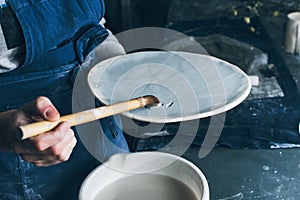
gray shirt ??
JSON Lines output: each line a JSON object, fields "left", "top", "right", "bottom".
{"left": 0, "top": 0, "right": 25, "bottom": 73}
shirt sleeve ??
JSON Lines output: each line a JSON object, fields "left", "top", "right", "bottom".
{"left": 93, "top": 18, "right": 126, "bottom": 62}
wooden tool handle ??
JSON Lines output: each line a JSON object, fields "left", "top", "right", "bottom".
{"left": 19, "top": 96, "right": 158, "bottom": 140}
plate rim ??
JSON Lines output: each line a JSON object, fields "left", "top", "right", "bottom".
{"left": 87, "top": 51, "right": 251, "bottom": 123}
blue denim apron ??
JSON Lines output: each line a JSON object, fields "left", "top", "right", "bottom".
{"left": 0, "top": 0, "right": 129, "bottom": 199}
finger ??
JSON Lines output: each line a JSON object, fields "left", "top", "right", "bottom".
{"left": 20, "top": 137, "right": 76, "bottom": 165}
{"left": 21, "top": 96, "right": 60, "bottom": 122}
{"left": 19, "top": 136, "right": 75, "bottom": 163}
{"left": 33, "top": 160, "right": 62, "bottom": 167}
{"left": 60, "top": 137, "right": 77, "bottom": 160}
{"left": 30, "top": 122, "right": 71, "bottom": 151}
{"left": 13, "top": 140, "right": 36, "bottom": 154}
{"left": 16, "top": 129, "right": 75, "bottom": 155}
{"left": 28, "top": 137, "right": 77, "bottom": 167}
{"left": 15, "top": 140, "right": 58, "bottom": 155}
{"left": 49, "top": 129, "right": 76, "bottom": 158}
{"left": 21, "top": 153, "right": 58, "bottom": 163}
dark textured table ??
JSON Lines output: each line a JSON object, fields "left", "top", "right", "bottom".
{"left": 183, "top": 146, "right": 300, "bottom": 199}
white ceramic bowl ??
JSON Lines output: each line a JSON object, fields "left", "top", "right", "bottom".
{"left": 79, "top": 152, "right": 209, "bottom": 200}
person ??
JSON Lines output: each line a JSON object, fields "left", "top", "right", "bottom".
{"left": 0, "top": 0, "right": 129, "bottom": 199}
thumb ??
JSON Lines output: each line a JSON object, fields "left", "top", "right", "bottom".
{"left": 21, "top": 96, "right": 60, "bottom": 122}
{"left": 43, "top": 104, "right": 60, "bottom": 121}
{"left": 37, "top": 97, "right": 60, "bottom": 121}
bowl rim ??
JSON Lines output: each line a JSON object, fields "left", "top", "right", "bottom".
{"left": 79, "top": 152, "right": 210, "bottom": 200}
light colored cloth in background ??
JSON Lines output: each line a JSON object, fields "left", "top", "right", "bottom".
{"left": 89, "top": 29, "right": 126, "bottom": 66}
{"left": 92, "top": 18, "right": 126, "bottom": 65}
{"left": 0, "top": 0, "right": 25, "bottom": 73}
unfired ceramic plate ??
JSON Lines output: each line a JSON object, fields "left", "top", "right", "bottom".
{"left": 88, "top": 51, "right": 251, "bottom": 123}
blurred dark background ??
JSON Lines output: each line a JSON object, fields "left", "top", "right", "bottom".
{"left": 104, "top": 0, "right": 300, "bottom": 35}
{"left": 104, "top": 0, "right": 171, "bottom": 33}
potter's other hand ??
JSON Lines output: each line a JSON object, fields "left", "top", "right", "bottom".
{"left": 0, "top": 96, "right": 77, "bottom": 167}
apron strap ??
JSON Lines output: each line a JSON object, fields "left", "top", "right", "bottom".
{"left": 6, "top": 0, "right": 108, "bottom": 68}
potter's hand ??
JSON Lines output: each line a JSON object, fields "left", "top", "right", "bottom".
{"left": 0, "top": 96, "right": 77, "bottom": 167}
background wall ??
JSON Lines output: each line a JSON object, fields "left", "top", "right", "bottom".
{"left": 104, "top": 0, "right": 300, "bottom": 35}
{"left": 104, "top": 0, "right": 171, "bottom": 33}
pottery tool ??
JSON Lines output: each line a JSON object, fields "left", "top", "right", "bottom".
{"left": 18, "top": 95, "right": 160, "bottom": 140}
